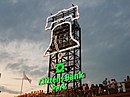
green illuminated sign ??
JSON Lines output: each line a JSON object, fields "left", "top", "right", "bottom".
{"left": 52, "top": 83, "right": 67, "bottom": 92}
{"left": 39, "top": 62, "right": 85, "bottom": 92}
{"left": 56, "top": 62, "right": 64, "bottom": 73}
{"left": 39, "top": 71, "right": 84, "bottom": 85}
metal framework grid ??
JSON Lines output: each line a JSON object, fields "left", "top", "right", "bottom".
{"left": 46, "top": 6, "right": 82, "bottom": 93}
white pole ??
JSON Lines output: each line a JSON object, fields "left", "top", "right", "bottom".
{"left": 20, "top": 79, "right": 24, "bottom": 94}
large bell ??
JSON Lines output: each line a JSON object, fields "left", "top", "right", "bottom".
{"left": 44, "top": 21, "right": 80, "bottom": 56}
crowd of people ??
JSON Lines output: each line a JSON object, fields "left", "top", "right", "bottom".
{"left": 17, "top": 75, "right": 130, "bottom": 97}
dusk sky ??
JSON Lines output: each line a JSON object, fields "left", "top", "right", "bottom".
{"left": 0, "top": 0, "right": 130, "bottom": 97}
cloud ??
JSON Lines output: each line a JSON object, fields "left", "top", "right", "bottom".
{"left": 0, "top": 0, "right": 47, "bottom": 42}
{"left": 0, "top": 39, "right": 48, "bottom": 78}
{"left": 79, "top": 0, "right": 130, "bottom": 83}
{"left": 5, "top": 58, "right": 48, "bottom": 77}
{"left": 0, "top": 85, "right": 20, "bottom": 94}
{"left": 0, "top": 0, "right": 130, "bottom": 88}
{"left": 74, "top": 0, "right": 105, "bottom": 8}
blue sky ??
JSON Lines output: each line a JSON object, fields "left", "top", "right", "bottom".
{"left": 0, "top": 0, "right": 130, "bottom": 96}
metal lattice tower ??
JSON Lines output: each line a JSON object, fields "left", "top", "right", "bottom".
{"left": 44, "top": 5, "right": 82, "bottom": 93}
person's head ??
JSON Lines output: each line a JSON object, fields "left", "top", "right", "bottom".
{"left": 91, "top": 84, "right": 94, "bottom": 87}
{"left": 111, "top": 79, "right": 114, "bottom": 81}
{"left": 127, "top": 76, "right": 130, "bottom": 80}
{"left": 96, "top": 84, "right": 98, "bottom": 87}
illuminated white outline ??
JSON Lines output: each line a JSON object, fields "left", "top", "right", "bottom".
{"left": 44, "top": 21, "right": 80, "bottom": 56}
{"left": 45, "top": 5, "right": 79, "bottom": 31}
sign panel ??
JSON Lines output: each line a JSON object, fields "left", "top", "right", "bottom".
{"left": 39, "top": 62, "right": 85, "bottom": 92}
{"left": 44, "top": 5, "right": 80, "bottom": 56}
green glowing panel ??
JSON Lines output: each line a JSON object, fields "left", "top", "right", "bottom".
{"left": 56, "top": 62, "right": 64, "bottom": 73}
{"left": 52, "top": 83, "right": 67, "bottom": 92}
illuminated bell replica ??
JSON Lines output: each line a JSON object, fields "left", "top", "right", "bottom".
{"left": 44, "top": 5, "right": 80, "bottom": 56}
{"left": 45, "top": 22, "right": 80, "bottom": 56}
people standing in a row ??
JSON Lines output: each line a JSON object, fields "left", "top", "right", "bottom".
{"left": 124, "top": 75, "right": 130, "bottom": 92}
{"left": 17, "top": 75, "right": 130, "bottom": 97}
